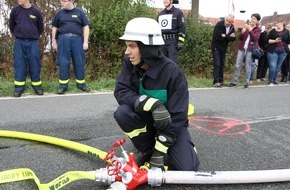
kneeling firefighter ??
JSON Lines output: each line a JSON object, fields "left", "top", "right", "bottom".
{"left": 113, "top": 17, "right": 199, "bottom": 171}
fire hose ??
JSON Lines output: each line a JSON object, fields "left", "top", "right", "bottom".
{"left": 1, "top": 130, "right": 290, "bottom": 190}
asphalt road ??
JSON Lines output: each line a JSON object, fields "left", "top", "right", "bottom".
{"left": 0, "top": 84, "right": 290, "bottom": 190}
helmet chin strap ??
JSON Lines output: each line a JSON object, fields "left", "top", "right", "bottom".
{"left": 138, "top": 59, "right": 145, "bottom": 68}
{"left": 136, "top": 57, "right": 149, "bottom": 71}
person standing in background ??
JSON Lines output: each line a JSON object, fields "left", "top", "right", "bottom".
{"left": 266, "top": 18, "right": 290, "bottom": 86}
{"left": 256, "top": 24, "right": 272, "bottom": 82}
{"left": 9, "top": 0, "right": 44, "bottom": 97}
{"left": 229, "top": 13, "right": 261, "bottom": 89}
{"left": 52, "top": 0, "right": 90, "bottom": 94}
{"left": 279, "top": 23, "right": 290, "bottom": 83}
{"left": 157, "top": 0, "right": 185, "bottom": 63}
{"left": 286, "top": 23, "right": 290, "bottom": 83}
{"left": 211, "top": 14, "right": 236, "bottom": 87}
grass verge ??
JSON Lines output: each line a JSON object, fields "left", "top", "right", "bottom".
{"left": 0, "top": 76, "right": 254, "bottom": 98}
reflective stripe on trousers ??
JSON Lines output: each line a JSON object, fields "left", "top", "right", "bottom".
{"left": 13, "top": 38, "right": 42, "bottom": 91}
{"left": 57, "top": 35, "right": 86, "bottom": 88}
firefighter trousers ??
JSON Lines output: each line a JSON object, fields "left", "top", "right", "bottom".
{"left": 161, "top": 40, "right": 178, "bottom": 63}
{"left": 13, "top": 38, "right": 42, "bottom": 92}
{"left": 57, "top": 35, "right": 87, "bottom": 89}
{"left": 114, "top": 104, "right": 200, "bottom": 171}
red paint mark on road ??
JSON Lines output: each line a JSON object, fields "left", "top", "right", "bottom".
{"left": 189, "top": 116, "right": 251, "bottom": 135}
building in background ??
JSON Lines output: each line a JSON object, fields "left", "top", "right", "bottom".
{"left": 260, "top": 12, "right": 290, "bottom": 29}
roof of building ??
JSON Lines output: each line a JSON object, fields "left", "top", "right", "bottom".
{"left": 260, "top": 12, "right": 290, "bottom": 26}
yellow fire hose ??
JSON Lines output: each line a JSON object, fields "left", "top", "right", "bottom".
{"left": 0, "top": 168, "right": 96, "bottom": 190}
{"left": 0, "top": 103, "right": 194, "bottom": 189}
{"left": 0, "top": 130, "right": 107, "bottom": 160}
{"left": 0, "top": 130, "right": 108, "bottom": 190}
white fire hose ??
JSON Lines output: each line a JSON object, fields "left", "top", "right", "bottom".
{"left": 162, "top": 169, "right": 290, "bottom": 184}
{"left": 101, "top": 167, "right": 290, "bottom": 189}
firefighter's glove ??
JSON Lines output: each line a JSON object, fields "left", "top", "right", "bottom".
{"left": 135, "top": 95, "right": 171, "bottom": 131}
{"left": 177, "top": 33, "right": 185, "bottom": 51}
{"left": 135, "top": 95, "right": 158, "bottom": 112}
{"left": 152, "top": 103, "right": 171, "bottom": 131}
{"left": 149, "top": 135, "right": 175, "bottom": 170}
{"left": 149, "top": 150, "right": 165, "bottom": 170}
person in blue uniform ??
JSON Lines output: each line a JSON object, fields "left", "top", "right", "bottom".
{"left": 52, "top": 0, "right": 90, "bottom": 94}
{"left": 114, "top": 17, "right": 199, "bottom": 171}
{"left": 157, "top": 0, "right": 185, "bottom": 63}
{"left": 9, "top": 0, "right": 44, "bottom": 97}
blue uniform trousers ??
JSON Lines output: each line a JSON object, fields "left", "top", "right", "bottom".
{"left": 114, "top": 104, "right": 200, "bottom": 171}
{"left": 57, "top": 35, "right": 86, "bottom": 89}
{"left": 161, "top": 39, "right": 178, "bottom": 63}
{"left": 13, "top": 38, "right": 42, "bottom": 92}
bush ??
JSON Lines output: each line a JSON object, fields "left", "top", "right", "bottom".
{"left": 0, "top": 0, "right": 238, "bottom": 81}
{"left": 87, "top": 0, "right": 157, "bottom": 80}
{"left": 179, "top": 18, "right": 214, "bottom": 77}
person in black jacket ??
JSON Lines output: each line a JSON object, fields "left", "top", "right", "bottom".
{"left": 157, "top": 0, "right": 185, "bottom": 63}
{"left": 280, "top": 23, "right": 290, "bottom": 83}
{"left": 256, "top": 24, "right": 272, "bottom": 82}
{"left": 211, "top": 14, "right": 236, "bottom": 87}
{"left": 114, "top": 17, "right": 199, "bottom": 171}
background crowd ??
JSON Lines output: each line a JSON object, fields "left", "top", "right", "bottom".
{"left": 212, "top": 14, "right": 290, "bottom": 88}
{"left": 4, "top": 0, "right": 290, "bottom": 98}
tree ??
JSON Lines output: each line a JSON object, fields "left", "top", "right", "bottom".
{"left": 191, "top": 0, "right": 199, "bottom": 22}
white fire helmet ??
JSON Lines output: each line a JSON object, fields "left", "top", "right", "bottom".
{"left": 120, "top": 17, "right": 164, "bottom": 45}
